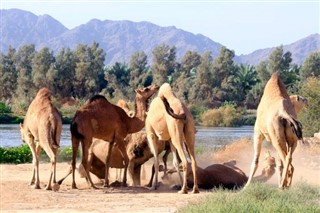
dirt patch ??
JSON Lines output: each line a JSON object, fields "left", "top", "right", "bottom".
{"left": 1, "top": 138, "right": 319, "bottom": 212}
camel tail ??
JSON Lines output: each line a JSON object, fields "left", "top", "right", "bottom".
{"left": 70, "top": 122, "right": 84, "bottom": 139}
{"left": 281, "top": 114, "right": 303, "bottom": 140}
{"left": 161, "top": 97, "right": 186, "bottom": 120}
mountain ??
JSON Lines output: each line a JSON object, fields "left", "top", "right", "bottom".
{"left": 235, "top": 34, "right": 320, "bottom": 65}
{"left": 1, "top": 9, "right": 319, "bottom": 65}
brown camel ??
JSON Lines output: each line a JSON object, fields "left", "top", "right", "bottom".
{"left": 289, "top": 95, "right": 308, "bottom": 115}
{"left": 20, "top": 88, "right": 62, "bottom": 191}
{"left": 145, "top": 83, "right": 199, "bottom": 194}
{"left": 58, "top": 85, "right": 159, "bottom": 189}
{"left": 78, "top": 132, "right": 171, "bottom": 186}
{"left": 165, "top": 151, "right": 276, "bottom": 190}
{"left": 245, "top": 72, "right": 303, "bottom": 189}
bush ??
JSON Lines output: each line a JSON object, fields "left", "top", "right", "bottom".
{"left": 0, "top": 102, "right": 12, "bottom": 113}
{"left": 298, "top": 77, "right": 320, "bottom": 137}
{"left": 0, "top": 145, "right": 32, "bottom": 164}
{"left": 188, "top": 104, "right": 208, "bottom": 124}
{"left": 201, "top": 106, "right": 243, "bottom": 127}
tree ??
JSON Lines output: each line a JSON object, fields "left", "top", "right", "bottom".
{"left": 300, "top": 52, "right": 320, "bottom": 80}
{"left": 15, "top": 44, "right": 36, "bottom": 104}
{"left": 54, "top": 48, "right": 76, "bottom": 99}
{"left": 73, "top": 42, "right": 106, "bottom": 98}
{"left": 189, "top": 51, "right": 213, "bottom": 105}
{"left": 233, "top": 64, "right": 258, "bottom": 104}
{"left": 0, "top": 46, "right": 17, "bottom": 100}
{"left": 151, "top": 44, "right": 177, "bottom": 85}
{"left": 173, "top": 51, "right": 201, "bottom": 103}
{"left": 129, "top": 51, "right": 150, "bottom": 90}
{"left": 211, "top": 46, "right": 237, "bottom": 102}
{"left": 31, "top": 47, "right": 55, "bottom": 91}
{"left": 104, "top": 62, "right": 131, "bottom": 99}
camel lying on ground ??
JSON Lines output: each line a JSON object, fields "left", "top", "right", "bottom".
{"left": 77, "top": 133, "right": 171, "bottom": 186}
{"left": 165, "top": 151, "right": 276, "bottom": 190}
{"left": 145, "top": 83, "right": 199, "bottom": 194}
{"left": 245, "top": 72, "right": 303, "bottom": 189}
{"left": 20, "top": 88, "right": 62, "bottom": 191}
{"left": 289, "top": 95, "right": 308, "bottom": 115}
{"left": 58, "top": 85, "right": 159, "bottom": 189}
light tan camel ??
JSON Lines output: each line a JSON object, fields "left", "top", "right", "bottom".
{"left": 245, "top": 72, "right": 303, "bottom": 189}
{"left": 145, "top": 83, "right": 199, "bottom": 194}
{"left": 58, "top": 85, "right": 159, "bottom": 189}
{"left": 165, "top": 151, "right": 276, "bottom": 190}
{"left": 78, "top": 133, "right": 171, "bottom": 186}
{"left": 20, "top": 88, "right": 62, "bottom": 191}
{"left": 289, "top": 95, "right": 308, "bottom": 115}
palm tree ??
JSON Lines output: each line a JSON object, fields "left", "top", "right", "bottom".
{"left": 233, "top": 64, "right": 259, "bottom": 103}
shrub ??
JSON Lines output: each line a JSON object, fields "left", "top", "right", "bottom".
{"left": 0, "top": 102, "right": 12, "bottom": 113}
{"left": 201, "top": 106, "right": 243, "bottom": 127}
{"left": 298, "top": 77, "right": 320, "bottom": 137}
{"left": 0, "top": 145, "right": 32, "bottom": 164}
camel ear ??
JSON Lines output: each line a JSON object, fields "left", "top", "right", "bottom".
{"left": 135, "top": 88, "right": 142, "bottom": 94}
{"left": 297, "top": 95, "right": 300, "bottom": 102}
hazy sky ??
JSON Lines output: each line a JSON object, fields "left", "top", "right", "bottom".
{"left": 1, "top": 0, "right": 319, "bottom": 55}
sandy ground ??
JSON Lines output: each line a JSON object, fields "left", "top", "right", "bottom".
{"left": 1, "top": 138, "right": 319, "bottom": 213}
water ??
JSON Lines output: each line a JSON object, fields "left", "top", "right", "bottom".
{"left": 0, "top": 124, "right": 254, "bottom": 149}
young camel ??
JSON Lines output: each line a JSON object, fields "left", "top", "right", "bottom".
{"left": 145, "top": 83, "right": 199, "bottom": 194}
{"left": 20, "top": 88, "right": 62, "bottom": 191}
{"left": 289, "top": 95, "right": 308, "bottom": 115}
{"left": 245, "top": 72, "right": 303, "bottom": 190}
{"left": 165, "top": 151, "right": 276, "bottom": 190}
{"left": 58, "top": 85, "right": 159, "bottom": 189}
{"left": 80, "top": 133, "right": 171, "bottom": 186}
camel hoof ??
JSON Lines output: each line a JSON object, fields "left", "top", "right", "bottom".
{"left": 178, "top": 189, "right": 188, "bottom": 194}
{"left": 32, "top": 185, "right": 41, "bottom": 189}
{"left": 110, "top": 181, "right": 122, "bottom": 187}
{"left": 52, "top": 183, "right": 60, "bottom": 192}
{"left": 71, "top": 183, "right": 78, "bottom": 189}
{"left": 192, "top": 188, "right": 200, "bottom": 194}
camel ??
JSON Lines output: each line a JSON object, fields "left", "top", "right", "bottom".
{"left": 77, "top": 133, "right": 171, "bottom": 186}
{"left": 117, "top": 99, "right": 134, "bottom": 117}
{"left": 20, "top": 88, "right": 62, "bottom": 191}
{"left": 145, "top": 83, "right": 199, "bottom": 194}
{"left": 245, "top": 72, "right": 303, "bottom": 190}
{"left": 58, "top": 85, "right": 159, "bottom": 189}
{"left": 164, "top": 151, "right": 276, "bottom": 190}
{"left": 289, "top": 95, "right": 308, "bottom": 115}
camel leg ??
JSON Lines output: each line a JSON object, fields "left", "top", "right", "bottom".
{"left": 161, "top": 142, "right": 172, "bottom": 177}
{"left": 28, "top": 137, "right": 41, "bottom": 189}
{"left": 71, "top": 135, "right": 80, "bottom": 189}
{"left": 132, "top": 165, "right": 141, "bottom": 186}
{"left": 42, "top": 142, "right": 57, "bottom": 190}
{"left": 146, "top": 132, "right": 160, "bottom": 190}
{"left": 169, "top": 143, "right": 183, "bottom": 186}
{"left": 104, "top": 141, "right": 114, "bottom": 187}
{"left": 117, "top": 141, "right": 129, "bottom": 187}
{"left": 184, "top": 131, "right": 199, "bottom": 194}
{"left": 169, "top": 127, "right": 188, "bottom": 194}
{"left": 85, "top": 142, "right": 98, "bottom": 189}
{"left": 244, "top": 130, "right": 264, "bottom": 189}
{"left": 276, "top": 155, "right": 283, "bottom": 187}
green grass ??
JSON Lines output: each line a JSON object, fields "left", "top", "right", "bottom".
{"left": 178, "top": 182, "right": 320, "bottom": 213}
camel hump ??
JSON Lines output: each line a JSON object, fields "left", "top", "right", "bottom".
{"left": 36, "top": 87, "right": 52, "bottom": 100}
{"left": 88, "top": 95, "right": 107, "bottom": 103}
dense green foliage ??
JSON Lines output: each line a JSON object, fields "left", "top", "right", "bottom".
{"left": 178, "top": 182, "right": 320, "bottom": 213}
{"left": 0, "top": 145, "right": 32, "bottom": 164}
{"left": 0, "top": 42, "right": 319, "bottom": 131}
{"left": 0, "top": 145, "right": 80, "bottom": 164}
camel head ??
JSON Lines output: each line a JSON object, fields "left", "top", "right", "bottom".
{"left": 290, "top": 95, "right": 309, "bottom": 114}
{"left": 263, "top": 151, "right": 276, "bottom": 176}
{"left": 135, "top": 85, "right": 159, "bottom": 100}
{"left": 19, "top": 123, "right": 26, "bottom": 143}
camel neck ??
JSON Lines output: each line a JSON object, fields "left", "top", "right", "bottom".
{"left": 127, "top": 95, "right": 147, "bottom": 133}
